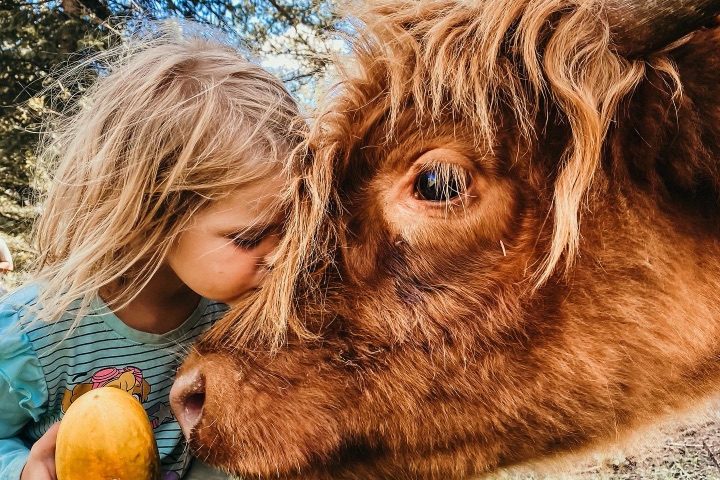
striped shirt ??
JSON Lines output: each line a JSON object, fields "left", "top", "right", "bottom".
{"left": 0, "top": 285, "right": 227, "bottom": 480}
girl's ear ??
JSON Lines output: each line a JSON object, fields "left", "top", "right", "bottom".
{"left": 607, "top": 0, "right": 720, "bottom": 57}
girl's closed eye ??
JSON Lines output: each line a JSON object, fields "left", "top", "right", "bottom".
{"left": 228, "top": 223, "right": 281, "bottom": 250}
{"left": 231, "top": 233, "right": 264, "bottom": 250}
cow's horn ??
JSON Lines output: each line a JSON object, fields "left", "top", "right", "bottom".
{"left": 607, "top": 0, "right": 720, "bottom": 57}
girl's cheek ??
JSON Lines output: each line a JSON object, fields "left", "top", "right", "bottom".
{"left": 235, "top": 251, "right": 261, "bottom": 280}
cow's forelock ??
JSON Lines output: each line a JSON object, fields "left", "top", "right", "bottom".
{"left": 204, "top": 0, "right": 683, "bottom": 351}
{"left": 343, "top": 0, "right": 682, "bottom": 284}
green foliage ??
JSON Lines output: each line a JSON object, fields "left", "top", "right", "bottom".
{"left": 131, "top": 0, "right": 337, "bottom": 84}
{"left": 0, "top": 0, "right": 335, "bottom": 274}
{"left": 0, "top": 2, "right": 114, "bottom": 271}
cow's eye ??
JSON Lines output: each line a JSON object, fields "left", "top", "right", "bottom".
{"left": 414, "top": 167, "right": 467, "bottom": 202}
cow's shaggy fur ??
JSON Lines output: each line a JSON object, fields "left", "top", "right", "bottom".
{"left": 178, "top": 1, "right": 720, "bottom": 478}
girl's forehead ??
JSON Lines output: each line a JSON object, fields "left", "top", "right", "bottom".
{"left": 201, "top": 180, "right": 283, "bottom": 223}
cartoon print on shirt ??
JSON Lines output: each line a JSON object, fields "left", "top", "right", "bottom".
{"left": 61, "top": 365, "right": 150, "bottom": 412}
{"left": 60, "top": 365, "right": 176, "bottom": 429}
{"left": 147, "top": 400, "right": 174, "bottom": 429}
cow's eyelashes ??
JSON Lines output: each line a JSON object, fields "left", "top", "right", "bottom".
{"left": 413, "top": 165, "right": 469, "bottom": 202}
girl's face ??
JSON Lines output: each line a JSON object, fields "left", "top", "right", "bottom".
{"left": 166, "top": 180, "right": 283, "bottom": 305}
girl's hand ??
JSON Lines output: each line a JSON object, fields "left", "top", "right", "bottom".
{"left": 20, "top": 422, "right": 60, "bottom": 480}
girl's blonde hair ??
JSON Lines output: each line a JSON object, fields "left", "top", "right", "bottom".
{"left": 31, "top": 22, "right": 303, "bottom": 325}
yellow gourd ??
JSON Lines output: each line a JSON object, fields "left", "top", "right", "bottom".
{"left": 56, "top": 386, "right": 161, "bottom": 480}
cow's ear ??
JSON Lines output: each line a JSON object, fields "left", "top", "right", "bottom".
{"left": 608, "top": 0, "right": 720, "bottom": 57}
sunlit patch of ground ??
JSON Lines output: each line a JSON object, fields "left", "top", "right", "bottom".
{"left": 498, "top": 398, "right": 720, "bottom": 479}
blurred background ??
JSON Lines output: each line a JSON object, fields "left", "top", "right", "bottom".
{"left": 0, "top": 0, "right": 339, "bottom": 287}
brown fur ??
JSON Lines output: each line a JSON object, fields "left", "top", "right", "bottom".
{"left": 178, "top": 1, "right": 720, "bottom": 478}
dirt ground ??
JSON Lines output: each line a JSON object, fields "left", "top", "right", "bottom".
{"left": 498, "top": 399, "right": 720, "bottom": 480}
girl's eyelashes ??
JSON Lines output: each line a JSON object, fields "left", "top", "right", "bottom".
{"left": 231, "top": 233, "right": 265, "bottom": 250}
{"left": 227, "top": 223, "right": 282, "bottom": 250}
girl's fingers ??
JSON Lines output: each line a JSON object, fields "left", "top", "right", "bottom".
{"left": 41, "top": 423, "right": 60, "bottom": 479}
{"left": 34, "top": 422, "right": 60, "bottom": 455}
{"left": 22, "top": 423, "right": 61, "bottom": 480}
{"left": 44, "top": 422, "right": 60, "bottom": 441}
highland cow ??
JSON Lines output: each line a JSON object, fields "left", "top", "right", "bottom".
{"left": 170, "top": 1, "right": 720, "bottom": 478}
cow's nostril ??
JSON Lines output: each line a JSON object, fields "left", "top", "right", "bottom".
{"left": 185, "top": 391, "right": 205, "bottom": 414}
{"left": 170, "top": 368, "right": 206, "bottom": 439}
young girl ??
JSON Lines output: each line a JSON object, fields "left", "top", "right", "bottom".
{"left": 0, "top": 26, "right": 302, "bottom": 480}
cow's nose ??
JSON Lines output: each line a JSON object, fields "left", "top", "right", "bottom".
{"left": 170, "top": 368, "right": 206, "bottom": 439}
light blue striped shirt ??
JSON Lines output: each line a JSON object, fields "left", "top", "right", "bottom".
{"left": 0, "top": 285, "right": 227, "bottom": 480}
